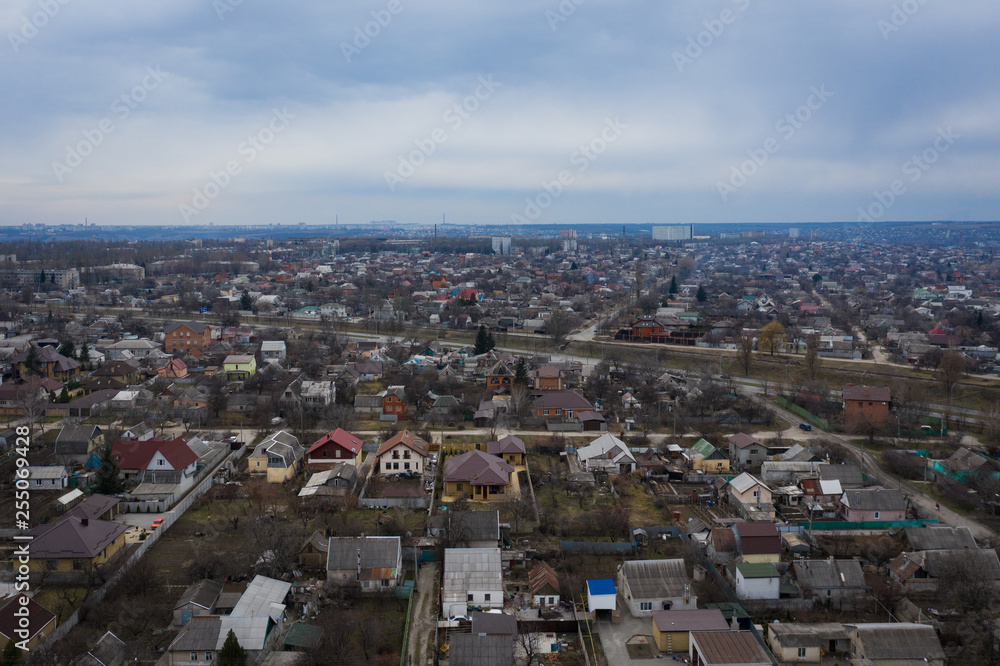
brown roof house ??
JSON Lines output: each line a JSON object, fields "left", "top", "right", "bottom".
{"left": 444, "top": 450, "right": 515, "bottom": 502}
{"left": 0, "top": 594, "right": 55, "bottom": 651}
{"left": 529, "top": 562, "right": 561, "bottom": 607}
{"left": 326, "top": 536, "right": 402, "bottom": 592}
{"left": 689, "top": 630, "right": 773, "bottom": 666}
{"left": 842, "top": 385, "right": 891, "bottom": 427}
{"left": 375, "top": 430, "right": 430, "bottom": 476}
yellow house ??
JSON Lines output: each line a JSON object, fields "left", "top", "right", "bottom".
{"left": 767, "top": 623, "right": 851, "bottom": 662}
{"left": 24, "top": 515, "right": 128, "bottom": 574}
{"left": 249, "top": 431, "right": 305, "bottom": 483}
{"left": 651, "top": 609, "right": 730, "bottom": 652}
{"left": 0, "top": 595, "right": 56, "bottom": 650}
{"left": 222, "top": 353, "right": 257, "bottom": 378}
{"left": 485, "top": 435, "right": 527, "bottom": 467}
{"left": 689, "top": 438, "right": 730, "bottom": 473}
{"left": 443, "top": 449, "right": 516, "bottom": 502}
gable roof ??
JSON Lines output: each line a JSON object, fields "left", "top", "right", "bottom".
{"left": 251, "top": 431, "right": 303, "bottom": 465}
{"left": 307, "top": 428, "right": 363, "bottom": 457}
{"left": 792, "top": 559, "right": 867, "bottom": 590}
{"left": 577, "top": 433, "right": 636, "bottom": 464}
{"left": 443, "top": 450, "right": 514, "bottom": 486}
{"left": 842, "top": 384, "right": 891, "bottom": 402}
{"left": 486, "top": 434, "right": 526, "bottom": 456}
{"left": 375, "top": 430, "right": 430, "bottom": 459}
{"left": 840, "top": 488, "right": 906, "bottom": 512}
{"left": 690, "top": 631, "right": 772, "bottom": 666}
{"left": 532, "top": 390, "right": 593, "bottom": 411}
{"left": 652, "top": 608, "right": 729, "bottom": 633}
{"left": 847, "top": 623, "right": 944, "bottom": 662}
{"left": 175, "top": 578, "right": 225, "bottom": 611}
{"left": 621, "top": 559, "right": 689, "bottom": 599}
{"left": 728, "top": 433, "right": 762, "bottom": 450}
{"left": 903, "top": 526, "right": 977, "bottom": 551}
{"left": 528, "top": 561, "right": 560, "bottom": 596}
{"left": 449, "top": 511, "right": 500, "bottom": 543}
{"left": 112, "top": 437, "right": 198, "bottom": 471}
{"left": 729, "top": 472, "right": 768, "bottom": 495}
{"left": 326, "top": 536, "right": 401, "bottom": 577}
{"left": 448, "top": 634, "right": 513, "bottom": 666}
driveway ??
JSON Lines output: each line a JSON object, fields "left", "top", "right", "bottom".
{"left": 592, "top": 602, "right": 673, "bottom": 666}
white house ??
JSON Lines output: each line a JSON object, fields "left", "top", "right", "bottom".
{"left": 734, "top": 563, "right": 780, "bottom": 600}
{"left": 577, "top": 433, "right": 636, "bottom": 474}
{"left": 260, "top": 341, "right": 287, "bottom": 364}
{"left": 442, "top": 548, "right": 503, "bottom": 618}
{"left": 26, "top": 466, "right": 68, "bottom": 489}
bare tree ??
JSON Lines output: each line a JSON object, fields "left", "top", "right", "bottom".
{"left": 805, "top": 333, "right": 821, "bottom": 380}
{"left": 736, "top": 333, "right": 754, "bottom": 376}
{"left": 498, "top": 489, "right": 535, "bottom": 535}
{"left": 937, "top": 350, "right": 965, "bottom": 430}
{"left": 515, "top": 624, "right": 542, "bottom": 666}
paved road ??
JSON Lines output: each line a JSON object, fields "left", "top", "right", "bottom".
{"left": 766, "top": 398, "right": 996, "bottom": 541}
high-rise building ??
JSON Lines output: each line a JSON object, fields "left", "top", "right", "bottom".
{"left": 652, "top": 225, "right": 693, "bottom": 241}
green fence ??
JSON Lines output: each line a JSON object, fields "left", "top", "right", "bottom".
{"left": 776, "top": 396, "right": 830, "bottom": 431}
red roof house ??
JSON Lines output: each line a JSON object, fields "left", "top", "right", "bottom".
{"left": 307, "top": 428, "right": 364, "bottom": 468}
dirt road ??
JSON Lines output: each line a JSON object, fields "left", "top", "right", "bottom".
{"left": 406, "top": 561, "right": 440, "bottom": 666}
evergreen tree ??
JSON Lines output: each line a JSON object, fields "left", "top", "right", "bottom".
{"left": 570, "top": 261, "right": 578, "bottom": 270}
{"left": 58, "top": 339, "right": 75, "bottom": 359}
{"left": 218, "top": 629, "right": 247, "bottom": 666}
{"left": 239, "top": 291, "right": 254, "bottom": 311}
{"left": 474, "top": 325, "right": 492, "bottom": 355}
{"left": 696, "top": 284, "right": 707, "bottom": 303}
{"left": 514, "top": 357, "right": 529, "bottom": 386}
{"left": 25, "top": 346, "right": 39, "bottom": 374}
{"left": 78, "top": 343, "right": 91, "bottom": 363}
{"left": 94, "top": 443, "right": 125, "bottom": 495}
{"left": 668, "top": 275, "right": 678, "bottom": 294}
{"left": 486, "top": 329, "right": 496, "bottom": 352}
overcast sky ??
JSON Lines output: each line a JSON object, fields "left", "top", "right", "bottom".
{"left": 2, "top": 0, "right": 998, "bottom": 227}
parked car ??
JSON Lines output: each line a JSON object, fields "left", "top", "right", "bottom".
{"left": 150, "top": 518, "right": 165, "bottom": 530}
{"left": 798, "top": 423, "right": 812, "bottom": 431}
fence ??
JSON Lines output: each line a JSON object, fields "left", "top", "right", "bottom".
{"left": 559, "top": 541, "right": 635, "bottom": 555}
{"left": 802, "top": 518, "right": 937, "bottom": 530}
{"left": 776, "top": 396, "right": 830, "bottom": 431}
{"left": 358, "top": 496, "right": 431, "bottom": 509}
{"left": 37, "top": 443, "right": 245, "bottom": 650}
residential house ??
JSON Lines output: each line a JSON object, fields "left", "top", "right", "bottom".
{"left": 728, "top": 473, "right": 774, "bottom": 519}
{"left": 838, "top": 488, "right": 906, "bottom": 522}
{"left": 443, "top": 449, "right": 515, "bottom": 502}
{"left": 433, "top": 510, "right": 501, "bottom": 548}
{"left": 888, "top": 548, "right": 1000, "bottom": 595}
{"left": 299, "top": 380, "right": 335, "bottom": 406}
{"left": 442, "top": 548, "right": 503, "bottom": 618}
{"left": 326, "top": 536, "right": 402, "bottom": 591}
{"left": 728, "top": 433, "right": 766, "bottom": 471}
{"left": 260, "top": 340, "right": 287, "bottom": 364}
{"left": 222, "top": 354, "right": 257, "bottom": 379}
{"left": 842, "top": 385, "right": 891, "bottom": 426}
{"left": 577, "top": 433, "right": 636, "bottom": 474}
{"left": 173, "top": 579, "right": 223, "bottom": 626}
{"left": 733, "top": 522, "right": 781, "bottom": 564}
{"left": 766, "top": 623, "right": 851, "bottom": 664}
{"left": 353, "top": 393, "right": 383, "bottom": 415}
{"left": 11, "top": 345, "right": 81, "bottom": 381}
{"left": 164, "top": 322, "right": 212, "bottom": 355}
{"left": 375, "top": 430, "right": 430, "bottom": 476}
{"left": 484, "top": 361, "right": 514, "bottom": 390}
{"left": 532, "top": 390, "right": 594, "bottom": 421}
{"left": 485, "top": 434, "right": 526, "bottom": 466}
{"left": 112, "top": 437, "right": 199, "bottom": 490}
{"left": 297, "top": 465, "right": 358, "bottom": 501}
{"left": 121, "top": 421, "right": 155, "bottom": 441}
{"left": 104, "top": 339, "right": 162, "bottom": 361}
{"left": 689, "top": 631, "right": 773, "bottom": 666}
{"left": 689, "top": 438, "right": 730, "bottom": 473}
{"left": 619, "top": 559, "right": 696, "bottom": 617}
{"left": 22, "top": 496, "right": 128, "bottom": 575}
{"left": 734, "top": 563, "right": 780, "bottom": 600}
{"left": 343, "top": 361, "right": 383, "bottom": 383}
{"left": 157, "top": 358, "right": 188, "bottom": 379}
{"left": 379, "top": 385, "right": 408, "bottom": 421}
{"left": 845, "top": 623, "right": 945, "bottom": 666}
{"left": 248, "top": 431, "right": 305, "bottom": 483}
{"left": 54, "top": 424, "right": 105, "bottom": 466}
{"left": 306, "top": 428, "right": 364, "bottom": 468}
{"left": 298, "top": 531, "right": 328, "bottom": 569}
{"left": 0, "top": 595, "right": 56, "bottom": 651}
{"left": 792, "top": 559, "right": 868, "bottom": 601}
{"left": 903, "top": 525, "right": 977, "bottom": 551}
{"left": 529, "top": 561, "right": 561, "bottom": 607}
{"left": 651, "top": 609, "right": 729, "bottom": 653}
{"left": 26, "top": 466, "right": 68, "bottom": 490}
{"left": 0, "top": 381, "right": 47, "bottom": 417}
{"left": 532, "top": 365, "right": 565, "bottom": 390}
{"left": 76, "top": 630, "right": 127, "bottom": 666}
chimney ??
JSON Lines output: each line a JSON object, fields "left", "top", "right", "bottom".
{"left": 864, "top": 388, "right": 868, "bottom": 397}
{"left": 81, "top": 518, "right": 88, "bottom": 527}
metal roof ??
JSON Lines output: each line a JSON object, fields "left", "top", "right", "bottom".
{"left": 443, "top": 548, "right": 503, "bottom": 605}
{"left": 621, "top": 559, "right": 689, "bottom": 599}
{"left": 691, "top": 630, "right": 772, "bottom": 666}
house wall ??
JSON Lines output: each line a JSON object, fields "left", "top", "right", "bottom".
{"left": 693, "top": 456, "right": 729, "bottom": 473}
{"left": 654, "top": 629, "right": 691, "bottom": 653}
{"left": 843, "top": 398, "right": 889, "bottom": 425}
{"left": 533, "top": 593, "right": 560, "bottom": 607}
{"left": 444, "top": 481, "right": 506, "bottom": 502}
{"left": 772, "top": 640, "right": 821, "bottom": 663}
{"left": 741, "top": 553, "right": 781, "bottom": 564}
{"left": 378, "top": 444, "right": 424, "bottom": 475}
{"left": 735, "top": 573, "right": 780, "bottom": 599}
{"left": 308, "top": 444, "right": 361, "bottom": 467}
{"left": 840, "top": 506, "right": 906, "bottom": 522}
{"left": 731, "top": 485, "right": 772, "bottom": 505}
{"left": 168, "top": 649, "right": 217, "bottom": 666}
{"left": 32, "top": 531, "right": 128, "bottom": 573}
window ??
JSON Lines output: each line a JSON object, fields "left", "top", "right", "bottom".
{"left": 322, "top": 450, "right": 328, "bottom": 458}
{"left": 385, "top": 463, "right": 391, "bottom": 471}
{"left": 752, "top": 490, "right": 760, "bottom": 498}
{"left": 826, "top": 589, "right": 832, "bottom": 597}
{"left": 404, "top": 463, "right": 410, "bottom": 470}
{"left": 35, "top": 479, "right": 41, "bottom": 486}
{"left": 798, "top": 648, "right": 807, "bottom": 658}
{"left": 467, "top": 594, "right": 473, "bottom": 602}
{"left": 456, "top": 483, "right": 464, "bottom": 491}
{"left": 403, "top": 450, "right": 411, "bottom": 459}
{"left": 206, "top": 653, "right": 213, "bottom": 661}
{"left": 382, "top": 579, "right": 389, "bottom": 587}
{"left": 874, "top": 511, "right": 880, "bottom": 519}
{"left": 484, "top": 594, "right": 491, "bottom": 601}
{"left": 393, "top": 462, "right": 399, "bottom": 470}
{"left": 46, "top": 560, "right": 58, "bottom": 571}
{"left": 190, "top": 653, "right": 199, "bottom": 662}
{"left": 73, "top": 559, "right": 83, "bottom": 570}
{"left": 639, "top": 602, "right": 652, "bottom": 611}
{"left": 256, "top": 461, "right": 260, "bottom": 468}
